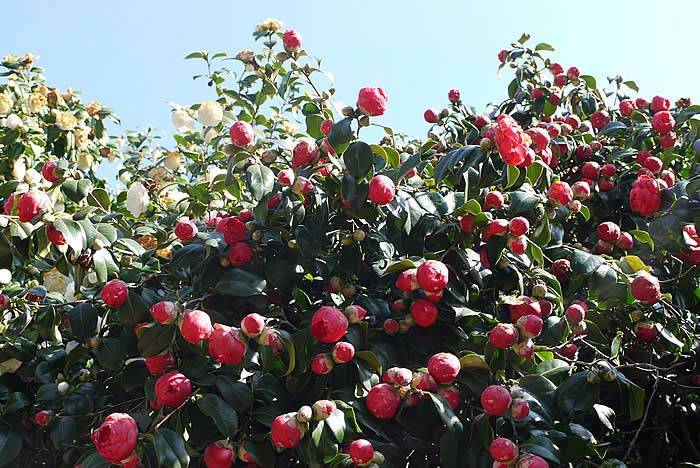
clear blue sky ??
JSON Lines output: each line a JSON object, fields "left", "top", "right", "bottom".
{"left": 6, "top": 1, "right": 700, "bottom": 143}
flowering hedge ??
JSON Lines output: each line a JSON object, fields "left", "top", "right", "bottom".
{"left": 1, "top": 21, "right": 699, "bottom": 468}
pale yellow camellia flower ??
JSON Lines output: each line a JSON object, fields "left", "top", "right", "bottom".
{"left": 0, "top": 93, "right": 13, "bottom": 115}
{"left": 0, "top": 359, "right": 22, "bottom": 374}
{"left": 55, "top": 110, "right": 77, "bottom": 130}
{"left": 281, "top": 120, "right": 299, "bottom": 136}
{"left": 4, "top": 114, "right": 23, "bottom": 129}
{"left": 255, "top": 18, "right": 282, "bottom": 33}
{"left": 137, "top": 234, "right": 158, "bottom": 250}
{"left": 86, "top": 101, "right": 102, "bottom": 116}
{"left": 198, "top": 101, "right": 223, "bottom": 127}
{"left": 235, "top": 50, "right": 255, "bottom": 62}
{"left": 164, "top": 151, "right": 181, "bottom": 170}
{"left": 23, "top": 168, "right": 42, "bottom": 186}
{"left": 156, "top": 247, "right": 173, "bottom": 260}
{"left": 148, "top": 166, "right": 168, "bottom": 183}
{"left": 160, "top": 187, "right": 188, "bottom": 208}
{"left": 171, "top": 108, "right": 195, "bottom": 132}
{"left": 28, "top": 92, "right": 47, "bottom": 113}
{"left": 77, "top": 152, "right": 93, "bottom": 171}
{"left": 2, "top": 54, "right": 19, "bottom": 63}
{"left": 43, "top": 267, "right": 71, "bottom": 295}
{"left": 126, "top": 182, "right": 150, "bottom": 217}
{"left": 35, "top": 85, "right": 49, "bottom": 96}
{"left": 74, "top": 127, "right": 90, "bottom": 149}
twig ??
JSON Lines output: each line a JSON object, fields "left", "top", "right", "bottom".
{"left": 152, "top": 389, "right": 200, "bottom": 431}
{"left": 623, "top": 377, "right": 659, "bottom": 462}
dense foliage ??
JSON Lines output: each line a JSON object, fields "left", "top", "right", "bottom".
{"left": 1, "top": 21, "right": 699, "bottom": 468}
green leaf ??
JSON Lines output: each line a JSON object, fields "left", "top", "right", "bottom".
{"left": 505, "top": 165, "right": 521, "bottom": 189}
{"left": 325, "top": 408, "right": 346, "bottom": 443}
{"left": 623, "top": 80, "right": 639, "bottom": 92}
{"left": 3, "top": 392, "right": 29, "bottom": 414}
{"left": 629, "top": 230, "right": 654, "bottom": 251}
{"left": 61, "top": 179, "right": 92, "bottom": 203}
{"left": 428, "top": 393, "right": 463, "bottom": 432}
{"left": 185, "top": 51, "right": 206, "bottom": 60}
{"left": 381, "top": 146, "right": 401, "bottom": 169}
{"left": 116, "top": 291, "right": 149, "bottom": 326}
{"left": 580, "top": 75, "right": 597, "bottom": 90}
{"left": 154, "top": 429, "right": 190, "bottom": 468}
{"left": 50, "top": 416, "right": 76, "bottom": 449}
{"left": 343, "top": 141, "right": 373, "bottom": 180}
{"left": 87, "top": 188, "right": 111, "bottom": 211}
{"left": 327, "top": 117, "right": 353, "bottom": 154}
{"left": 0, "top": 427, "right": 21, "bottom": 466}
{"left": 593, "top": 404, "right": 615, "bottom": 430}
{"left": 214, "top": 377, "right": 253, "bottom": 413}
{"left": 517, "top": 32, "right": 531, "bottom": 44}
{"left": 94, "top": 337, "right": 125, "bottom": 370}
{"left": 138, "top": 324, "right": 177, "bottom": 357}
{"left": 509, "top": 189, "right": 541, "bottom": 214}
{"left": 216, "top": 269, "right": 267, "bottom": 297}
{"left": 53, "top": 218, "right": 86, "bottom": 253}
{"left": 69, "top": 303, "right": 97, "bottom": 340}
{"left": 305, "top": 114, "right": 324, "bottom": 139}
{"left": 535, "top": 42, "right": 555, "bottom": 52}
{"left": 245, "top": 164, "right": 274, "bottom": 201}
{"left": 556, "top": 372, "right": 599, "bottom": 416}
{"left": 198, "top": 394, "right": 239, "bottom": 437}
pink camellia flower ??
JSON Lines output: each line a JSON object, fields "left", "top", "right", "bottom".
{"left": 271, "top": 412, "right": 304, "bottom": 448}
{"left": 155, "top": 371, "right": 192, "bottom": 407}
{"left": 629, "top": 174, "right": 661, "bottom": 217}
{"left": 526, "top": 127, "right": 550, "bottom": 154}
{"left": 174, "top": 219, "right": 198, "bottom": 241}
{"left": 619, "top": 99, "right": 635, "bottom": 117}
{"left": 566, "top": 66, "right": 580, "bottom": 79}
{"left": 651, "top": 95, "right": 670, "bottom": 113}
{"left": 651, "top": 111, "right": 675, "bottom": 133}
{"left": 424, "top": 108, "right": 438, "bottom": 123}
{"left": 237, "top": 208, "right": 253, "bottom": 223}
{"left": 630, "top": 273, "right": 661, "bottom": 305}
{"left": 145, "top": 349, "right": 176, "bottom": 375}
{"left": 277, "top": 168, "right": 294, "bottom": 186}
{"left": 291, "top": 138, "right": 320, "bottom": 169}
{"left": 215, "top": 216, "right": 246, "bottom": 245}
{"left": 416, "top": 259, "right": 449, "bottom": 293}
{"left": 229, "top": 121, "right": 255, "bottom": 147}
{"left": 553, "top": 74, "right": 567, "bottom": 87}
{"left": 179, "top": 309, "right": 213, "bottom": 344}
{"left": 42, "top": 160, "right": 60, "bottom": 182}
{"left": 241, "top": 313, "right": 265, "bottom": 338}
{"left": 209, "top": 324, "right": 247, "bottom": 365}
{"left": 34, "top": 410, "right": 53, "bottom": 427}
{"left": 311, "top": 306, "right": 348, "bottom": 343}
{"left": 368, "top": 175, "right": 395, "bottom": 205}
{"left": 547, "top": 181, "right": 573, "bottom": 206}
{"left": 448, "top": 88, "right": 461, "bottom": 103}
{"left": 17, "top": 190, "right": 50, "bottom": 223}
{"left": 320, "top": 119, "right": 334, "bottom": 135}
{"left": 91, "top": 413, "right": 138, "bottom": 464}
{"left": 635, "top": 97, "right": 649, "bottom": 109}
{"left": 356, "top": 87, "right": 388, "bottom": 117}
{"left": 282, "top": 29, "right": 302, "bottom": 52}
{"left": 659, "top": 132, "right": 677, "bottom": 149}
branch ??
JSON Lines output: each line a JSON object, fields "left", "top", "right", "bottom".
{"left": 623, "top": 377, "right": 659, "bottom": 462}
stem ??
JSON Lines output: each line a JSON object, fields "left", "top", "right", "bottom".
{"left": 623, "top": 377, "right": 659, "bottom": 462}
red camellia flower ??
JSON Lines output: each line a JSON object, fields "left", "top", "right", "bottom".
{"left": 215, "top": 216, "right": 246, "bottom": 245}
{"left": 320, "top": 119, "right": 334, "bottom": 135}
{"left": 651, "top": 111, "right": 675, "bottom": 133}
{"left": 366, "top": 383, "right": 401, "bottom": 419}
{"left": 416, "top": 260, "right": 448, "bottom": 292}
{"left": 508, "top": 217, "right": 530, "bottom": 236}
{"left": 331, "top": 341, "right": 355, "bottom": 363}
{"left": 566, "top": 66, "right": 580, "bottom": 79}
{"left": 204, "top": 442, "right": 234, "bottom": 468}
{"left": 311, "top": 353, "right": 334, "bottom": 374}
{"left": 553, "top": 74, "right": 567, "bottom": 87}
{"left": 489, "top": 323, "right": 519, "bottom": 348}
{"left": 150, "top": 301, "right": 178, "bottom": 324}
{"left": 145, "top": 349, "right": 176, "bottom": 375}
{"left": 228, "top": 242, "right": 254, "bottom": 267}
{"left": 282, "top": 29, "right": 302, "bottom": 52}
{"left": 495, "top": 114, "right": 534, "bottom": 166}
{"left": 17, "top": 190, "right": 50, "bottom": 222}
{"left": 368, "top": 175, "right": 395, "bottom": 205}
{"left": 485, "top": 190, "right": 505, "bottom": 209}
{"left": 271, "top": 412, "right": 304, "bottom": 448}
{"left": 629, "top": 174, "right": 661, "bottom": 217}
{"left": 209, "top": 324, "right": 247, "bottom": 365}
{"left": 311, "top": 306, "right": 348, "bottom": 343}
{"left": 348, "top": 439, "right": 374, "bottom": 465}
{"left": 46, "top": 224, "right": 66, "bottom": 245}
{"left": 659, "top": 132, "right": 676, "bottom": 149}
{"left": 101, "top": 279, "right": 128, "bottom": 308}
{"left": 634, "top": 321, "right": 658, "bottom": 341}
{"left": 179, "top": 309, "right": 213, "bottom": 343}
{"left": 34, "top": 410, "right": 52, "bottom": 427}
{"left": 238, "top": 209, "right": 253, "bottom": 223}
{"left": 229, "top": 121, "right": 255, "bottom": 147}
{"left": 356, "top": 87, "right": 388, "bottom": 116}
{"left": 42, "top": 160, "right": 60, "bottom": 182}
{"left": 410, "top": 299, "right": 438, "bottom": 327}
{"left": 448, "top": 88, "right": 461, "bottom": 103}
{"left": 155, "top": 371, "right": 192, "bottom": 407}
{"left": 292, "top": 138, "right": 320, "bottom": 168}
{"left": 547, "top": 181, "right": 573, "bottom": 206}
{"left": 635, "top": 97, "right": 649, "bottom": 109}
{"left": 459, "top": 214, "right": 475, "bottom": 232}
{"left": 630, "top": 273, "right": 661, "bottom": 305}
{"left": 516, "top": 314, "right": 543, "bottom": 338}
{"left": 424, "top": 108, "right": 438, "bottom": 123}
{"left": 480, "top": 385, "right": 512, "bottom": 416}
{"left": 590, "top": 110, "right": 610, "bottom": 130}
{"left": 427, "top": 352, "right": 460, "bottom": 384}
{"left": 651, "top": 95, "right": 670, "bottom": 113}
{"left": 643, "top": 156, "right": 663, "bottom": 174}
{"left": 619, "top": 99, "right": 636, "bottom": 117}
{"left": 91, "top": 413, "right": 138, "bottom": 464}
{"left": 277, "top": 168, "right": 294, "bottom": 186}
{"left": 511, "top": 398, "right": 530, "bottom": 420}
{"left": 241, "top": 313, "right": 265, "bottom": 338}
{"left": 490, "top": 438, "right": 519, "bottom": 463}
{"left": 174, "top": 219, "right": 198, "bottom": 241}
{"left": 549, "top": 62, "right": 563, "bottom": 75}
{"left": 597, "top": 221, "right": 621, "bottom": 243}
{"left": 517, "top": 454, "right": 550, "bottom": 468}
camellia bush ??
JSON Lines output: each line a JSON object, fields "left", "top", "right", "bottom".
{"left": 1, "top": 20, "right": 699, "bottom": 468}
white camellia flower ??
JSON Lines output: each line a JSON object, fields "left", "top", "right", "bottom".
{"left": 171, "top": 108, "right": 195, "bottom": 132}
{"left": 43, "top": 268, "right": 71, "bottom": 295}
{"left": 203, "top": 127, "right": 218, "bottom": 143}
{"left": 205, "top": 165, "right": 226, "bottom": 182}
{"left": 0, "top": 269, "right": 11, "bottom": 284}
{"left": 12, "top": 158, "right": 26, "bottom": 181}
{"left": 23, "top": 168, "right": 42, "bottom": 186}
{"left": 126, "top": 182, "right": 150, "bottom": 217}
{"left": 64, "top": 280, "right": 76, "bottom": 302}
{"left": 119, "top": 171, "right": 132, "bottom": 185}
{"left": 198, "top": 100, "right": 223, "bottom": 127}
{"left": 5, "top": 113, "right": 23, "bottom": 129}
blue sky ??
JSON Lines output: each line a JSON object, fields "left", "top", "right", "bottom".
{"left": 6, "top": 1, "right": 700, "bottom": 145}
